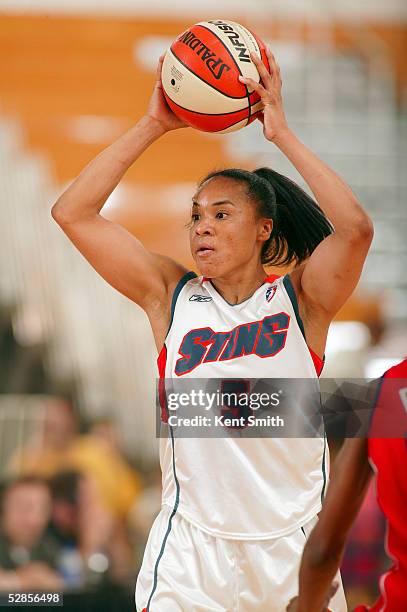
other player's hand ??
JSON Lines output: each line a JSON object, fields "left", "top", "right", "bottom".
{"left": 238, "top": 47, "right": 288, "bottom": 142}
{"left": 147, "top": 54, "right": 188, "bottom": 132}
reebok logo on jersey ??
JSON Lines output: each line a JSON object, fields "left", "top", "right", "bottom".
{"left": 189, "top": 294, "right": 213, "bottom": 302}
{"left": 175, "top": 312, "right": 290, "bottom": 375}
{"left": 266, "top": 286, "right": 277, "bottom": 302}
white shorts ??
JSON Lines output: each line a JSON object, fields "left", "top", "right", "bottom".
{"left": 136, "top": 505, "right": 347, "bottom": 612}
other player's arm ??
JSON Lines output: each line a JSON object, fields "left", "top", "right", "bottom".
{"left": 241, "top": 49, "right": 374, "bottom": 320}
{"left": 51, "top": 57, "right": 188, "bottom": 329}
{"left": 290, "top": 438, "right": 372, "bottom": 612}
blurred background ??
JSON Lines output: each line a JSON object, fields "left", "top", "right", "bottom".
{"left": 0, "top": 0, "right": 406, "bottom": 610}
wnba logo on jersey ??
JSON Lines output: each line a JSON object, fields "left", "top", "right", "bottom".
{"left": 266, "top": 286, "right": 277, "bottom": 302}
{"left": 175, "top": 312, "right": 290, "bottom": 375}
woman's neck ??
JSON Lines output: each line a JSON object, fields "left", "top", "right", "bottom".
{"left": 210, "top": 265, "right": 267, "bottom": 305}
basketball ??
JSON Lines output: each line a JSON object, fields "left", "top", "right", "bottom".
{"left": 161, "top": 20, "right": 270, "bottom": 133}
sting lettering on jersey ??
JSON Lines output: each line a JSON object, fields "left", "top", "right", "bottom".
{"left": 175, "top": 312, "right": 290, "bottom": 376}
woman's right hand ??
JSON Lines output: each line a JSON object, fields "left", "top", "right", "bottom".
{"left": 147, "top": 54, "right": 188, "bottom": 132}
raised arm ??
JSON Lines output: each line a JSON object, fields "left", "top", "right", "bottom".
{"left": 241, "top": 50, "right": 373, "bottom": 324}
{"left": 51, "top": 57, "right": 188, "bottom": 347}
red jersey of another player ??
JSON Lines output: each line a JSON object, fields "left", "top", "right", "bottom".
{"left": 355, "top": 359, "right": 407, "bottom": 612}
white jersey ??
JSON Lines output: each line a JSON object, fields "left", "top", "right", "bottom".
{"left": 157, "top": 272, "right": 328, "bottom": 540}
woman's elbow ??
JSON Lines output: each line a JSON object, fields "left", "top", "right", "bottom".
{"left": 357, "top": 213, "right": 374, "bottom": 243}
{"left": 51, "top": 198, "right": 86, "bottom": 227}
{"left": 346, "top": 207, "right": 374, "bottom": 246}
{"left": 51, "top": 199, "right": 69, "bottom": 226}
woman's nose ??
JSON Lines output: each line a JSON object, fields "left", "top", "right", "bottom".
{"left": 195, "top": 218, "right": 214, "bottom": 235}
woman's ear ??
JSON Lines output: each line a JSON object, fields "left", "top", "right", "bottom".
{"left": 258, "top": 218, "right": 273, "bottom": 242}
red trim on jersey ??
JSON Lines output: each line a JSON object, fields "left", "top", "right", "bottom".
{"left": 157, "top": 344, "right": 169, "bottom": 422}
{"left": 157, "top": 344, "right": 167, "bottom": 378}
{"left": 264, "top": 274, "right": 280, "bottom": 284}
{"left": 308, "top": 346, "right": 325, "bottom": 377}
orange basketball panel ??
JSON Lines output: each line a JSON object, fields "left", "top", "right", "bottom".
{"left": 171, "top": 24, "right": 247, "bottom": 99}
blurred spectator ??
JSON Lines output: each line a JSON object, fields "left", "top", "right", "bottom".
{"left": 88, "top": 418, "right": 122, "bottom": 453}
{"left": 48, "top": 471, "right": 86, "bottom": 590}
{"left": 50, "top": 471, "right": 134, "bottom": 588}
{"left": 9, "top": 399, "right": 76, "bottom": 476}
{"left": 128, "top": 464, "right": 161, "bottom": 569}
{"left": 129, "top": 465, "right": 161, "bottom": 539}
{"left": 0, "top": 476, "right": 62, "bottom": 592}
{"left": 9, "top": 398, "right": 142, "bottom": 521}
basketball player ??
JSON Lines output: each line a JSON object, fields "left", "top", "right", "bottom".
{"left": 51, "top": 47, "right": 373, "bottom": 611}
{"left": 287, "top": 358, "right": 407, "bottom": 612}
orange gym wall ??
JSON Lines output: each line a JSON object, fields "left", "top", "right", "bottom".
{"left": 1, "top": 14, "right": 405, "bottom": 184}
{"left": 1, "top": 14, "right": 405, "bottom": 321}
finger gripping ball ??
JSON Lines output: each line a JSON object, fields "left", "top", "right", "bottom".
{"left": 161, "top": 19, "right": 269, "bottom": 133}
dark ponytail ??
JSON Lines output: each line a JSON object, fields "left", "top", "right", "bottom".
{"left": 200, "top": 167, "right": 333, "bottom": 267}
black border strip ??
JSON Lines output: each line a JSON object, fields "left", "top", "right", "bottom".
{"left": 301, "top": 526, "right": 307, "bottom": 538}
{"left": 146, "top": 426, "right": 180, "bottom": 611}
{"left": 321, "top": 433, "right": 327, "bottom": 503}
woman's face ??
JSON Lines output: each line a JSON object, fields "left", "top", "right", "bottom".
{"left": 189, "top": 177, "right": 272, "bottom": 278}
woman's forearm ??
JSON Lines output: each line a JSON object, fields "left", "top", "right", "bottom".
{"left": 52, "top": 115, "right": 165, "bottom": 225}
{"left": 240, "top": 49, "right": 372, "bottom": 239}
{"left": 272, "top": 127, "right": 372, "bottom": 236}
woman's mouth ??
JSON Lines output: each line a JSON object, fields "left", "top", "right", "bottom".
{"left": 196, "top": 246, "right": 214, "bottom": 257}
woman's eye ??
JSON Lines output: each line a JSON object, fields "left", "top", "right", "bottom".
{"left": 191, "top": 213, "right": 200, "bottom": 221}
{"left": 216, "top": 212, "right": 228, "bottom": 219}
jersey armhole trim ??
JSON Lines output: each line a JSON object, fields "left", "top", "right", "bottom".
{"left": 283, "top": 274, "right": 306, "bottom": 339}
{"left": 166, "top": 271, "right": 197, "bottom": 339}
{"left": 283, "top": 274, "right": 325, "bottom": 376}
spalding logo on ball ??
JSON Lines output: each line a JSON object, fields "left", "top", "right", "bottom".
{"left": 162, "top": 19, "right": 269, "bottom": 133}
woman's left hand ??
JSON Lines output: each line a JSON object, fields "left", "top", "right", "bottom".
{"left": 239, "top": 47, "right": 289, "bottom": 142}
